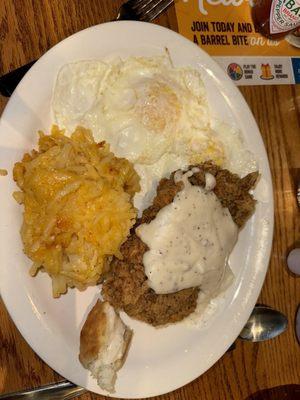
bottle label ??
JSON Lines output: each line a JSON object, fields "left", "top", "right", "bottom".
{"left": 270, "top": 0, "right": 300, "bottom": 34}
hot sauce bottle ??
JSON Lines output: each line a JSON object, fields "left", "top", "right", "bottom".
{"left": 252, "top": 0, "right": 300, "bottom": 39}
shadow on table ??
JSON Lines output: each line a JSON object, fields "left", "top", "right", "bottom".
{"left": 246, "top": 385, "right": 300, "bottom": 400}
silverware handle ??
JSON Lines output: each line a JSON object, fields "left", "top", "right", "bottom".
{"left": 0, "top": 381, "right": 86, "bottom": 399}
{"left": 0, "top": 61, "right": 36, "bottom": 97}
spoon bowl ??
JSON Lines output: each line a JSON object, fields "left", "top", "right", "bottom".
{"left": 239, "top": 306, "right": 288, "bottom": 342}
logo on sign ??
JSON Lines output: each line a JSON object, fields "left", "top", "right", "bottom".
{"left": 270, "top": 0, "right": 300, "bottom": 34}
{"left": 227, "top": 63, "right": 243, "bottom": 81}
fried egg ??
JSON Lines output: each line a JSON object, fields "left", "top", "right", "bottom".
{"left": 52, "top": 56, "right": 256, "bottom": 212}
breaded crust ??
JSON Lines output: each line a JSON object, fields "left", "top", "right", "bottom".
{"left": 79, "top": 300, "right": 108, "bottom": 368}
{"left": 103, "top": 162, "right": 258, "bottom": 326}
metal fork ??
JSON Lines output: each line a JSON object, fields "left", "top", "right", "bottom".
{"left": 117, "top": 0, "right": 173, "bottom": 21}
{"left": 0, "top": 381, "right": 86, "bottom": 399}
{"left": 0, "top": 0, "right": 174, "bottom": 97}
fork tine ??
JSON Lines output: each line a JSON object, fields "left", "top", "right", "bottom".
{"left": 126, "top": 0, "right": 148, "bottom": 9}
{"left": 132, "top": 0, "right": 154, "bottom": 13}
{"left": 117, "top": 0, "right": 173, "bottom": 22}
{"left": 141, "top": 0, "right": 173, "bottom": 21}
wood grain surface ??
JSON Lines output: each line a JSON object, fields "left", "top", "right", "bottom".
{"left": 0, "top": 1, "right": 299, "bottom": 399}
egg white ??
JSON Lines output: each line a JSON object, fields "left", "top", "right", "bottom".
{"left": 52, "top": 56, "right": 256, "bottom": 213}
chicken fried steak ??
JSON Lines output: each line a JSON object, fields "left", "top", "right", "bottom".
{"left": 102, "top": 162, "right": 258, "bottom": 326}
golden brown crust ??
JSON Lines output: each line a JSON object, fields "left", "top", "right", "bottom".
{"left": 103, "top": 162, "right": 259, "bottom": 326}
{"left": 186, "top": 161, "right": 259, "bottom": 228}
{"left": 117, "top": 326, "right": 133, "bottom": 370}
{"left": 79, "top": 300, "right": 107, "bottom": 368}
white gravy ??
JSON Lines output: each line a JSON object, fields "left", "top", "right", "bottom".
{"left": 136, "top": 170, "right": 238, "bottom": 295}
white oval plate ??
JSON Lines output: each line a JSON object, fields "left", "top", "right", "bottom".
{"left": 0, "top": 21, "right": 273, "bottom": 398}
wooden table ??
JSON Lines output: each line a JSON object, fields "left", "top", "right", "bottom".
{"left": 0, "top": 1, "right": 299, "bottom": 399}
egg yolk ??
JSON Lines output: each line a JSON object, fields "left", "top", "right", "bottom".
{"left": 135, "top": 82, "right": 181, "bottom": 134}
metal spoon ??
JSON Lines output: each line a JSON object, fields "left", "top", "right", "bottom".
{"left": 0, "top": 306, "right": 288, "bottom": 399}
{"left": 239, "top": 305, "right": 288, "bottom": 342}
